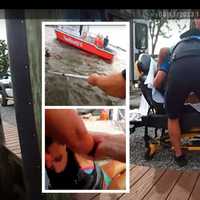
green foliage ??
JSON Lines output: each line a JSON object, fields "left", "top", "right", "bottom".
{"left": 146, "top": 9, "right": 191, "bottom": 56}
{"left": 149, "top": 19, "right": 189, "bottom": 56}
{"left": 0, "top": 40, "right": 9, "bottom": 75}
{"left": 149, "top": 19, "right": 169, "bottom": 56}
{"left": 175, "top": 20, "right": 188, "bottom": 34}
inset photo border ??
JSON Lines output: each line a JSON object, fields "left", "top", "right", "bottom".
{"left": 42, "top": 21, "right": 130, "bottom": 107}
{"left": 41, "top": 21, "right": 130, "bottom": 194}
{"left": 42, "top": 107, "right": 130, "bottom": 193}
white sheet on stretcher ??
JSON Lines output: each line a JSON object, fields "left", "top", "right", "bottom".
{"left": 129, "top": 95, "right": 149, "bottom": 121}
{"left": 184, "top": 102, "right": 200, "bottom": 112}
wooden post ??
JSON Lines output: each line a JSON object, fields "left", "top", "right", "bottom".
{"left": 5, "top": 9, "right": 70, "bottom": 200}
{"left": 24, "top": 9, "right": 71, "bottom": 200}
{"left": 5, "top": 9, "right": 41, "bottom": 200}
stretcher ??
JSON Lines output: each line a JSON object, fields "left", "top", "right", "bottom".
{"left": 130, "top": 54, "right": 200, "bottom": 160}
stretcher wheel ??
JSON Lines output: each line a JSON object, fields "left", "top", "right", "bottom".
{"left": 144, "top": 143, "right": 157, "bottom": 160}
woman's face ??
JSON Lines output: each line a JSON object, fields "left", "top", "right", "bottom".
{"left": 46, "top": 142, "right": 68, "bottom": 173}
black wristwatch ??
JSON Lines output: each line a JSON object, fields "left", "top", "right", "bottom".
{"left": 88, "top": 142, "right": 99, "bottom": 157}
{"left": 122, "top": 69, "right": 126, "bottom": 80}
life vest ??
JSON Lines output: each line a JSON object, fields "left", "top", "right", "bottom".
{"left": 94, "top": 37, "right": 99, "bottom": 46}
{"left": 98, "top": 38, "right": 104, "bottom": 48}
{"left": 170, "top": 29, "right": 200, "bottom": 63}
{"left": 100, "top": 109, "right": 109, "bottom": 120}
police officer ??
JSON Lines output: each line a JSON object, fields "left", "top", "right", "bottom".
{"left": 104, "top": 35, "right": 109, "bottom": 49}
{"left": 154, "top": 19, "right": 200, "bottom": 167}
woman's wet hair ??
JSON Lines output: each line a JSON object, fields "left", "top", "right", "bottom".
{"left": 45, "top": 136, "right": 53, "bottom": 152}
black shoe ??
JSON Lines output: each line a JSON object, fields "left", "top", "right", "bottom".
{"left": 174, "top": 154, "right": 188, "bottom": 167}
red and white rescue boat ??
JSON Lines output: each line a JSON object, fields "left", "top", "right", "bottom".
{"left": 55, "top": 26, "right": 115, "bottom": 61}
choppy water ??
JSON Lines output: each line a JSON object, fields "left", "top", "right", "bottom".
{"left": 45, "top": 26, "right": 127, "bottom": 106}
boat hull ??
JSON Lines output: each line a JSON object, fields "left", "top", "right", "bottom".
{"left": 55, "top": 29, "right": 114, "bottom": 61}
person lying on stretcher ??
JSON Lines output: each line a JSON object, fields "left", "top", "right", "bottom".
{"left": 45, "top": 109, "right": 126, "bottom": 189}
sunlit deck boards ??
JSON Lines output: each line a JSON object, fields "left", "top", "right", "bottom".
{"left": 4, "top": 120, "right": 21, "bottom": 158}
{"left": 0, "top": 105, "right": 22, "bottom": 158}
{"left": 72, "top": 164, "right": 200, "bottom": 200}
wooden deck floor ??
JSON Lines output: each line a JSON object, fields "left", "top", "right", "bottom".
{"left": 72, "top": 164, "right": 200, "bottom": 200}
{"left": 3, "top": 120, "right": 21, "bottom": 158}
{"left": 0, "top": 105, "right": 21, "bottom": 158}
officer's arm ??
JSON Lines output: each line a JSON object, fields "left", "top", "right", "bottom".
{"left": 153, "top": 70, "right": 167, "bottom": 89}
{"left": 153, "top": 47, "right": 169, "bottom": 89}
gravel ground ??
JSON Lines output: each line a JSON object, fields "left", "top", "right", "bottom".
{"left": 130, "top": 84, "right": 200, "bottom": 170}
{"left": 130, "top": 85, "right": 141, "bottom": 109}
{"left": 130, "top": 126, "right": 200, "bottom": 170}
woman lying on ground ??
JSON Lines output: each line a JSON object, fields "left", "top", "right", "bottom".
{"left": 45, "top": 109, "right": 126, "bottom": 189}
{"left": 45, "top": 136, "right": 126, "bottom": 190}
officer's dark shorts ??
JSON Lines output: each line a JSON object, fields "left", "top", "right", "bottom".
{"left": 165, "top": 56, "right": 200, "bottom": 119}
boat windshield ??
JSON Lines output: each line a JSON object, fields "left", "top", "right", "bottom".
{"left": 56, "top": 26, "right": 113, "bottom": 53}
{"left": 57, "top": 25, "right": 82, "bottom": 37}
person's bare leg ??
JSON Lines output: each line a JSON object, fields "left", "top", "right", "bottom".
{"left": 108, "top": 171, "right": 126, "bottom": 189}
{"left": 168, "top": 118, "right": 182, "bottom": 156}
{"left": 101, "top": 160, "right": 126, "bottom": 190}
{"left": 101, "top": 160, "right": 125, "bottom": 179}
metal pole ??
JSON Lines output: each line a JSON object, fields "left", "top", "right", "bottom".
{"left": 5, "top": 9, "right": 41, "bottom": 200}
{"left": 130, "top": 18, "right": 134, "bottom": 81}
